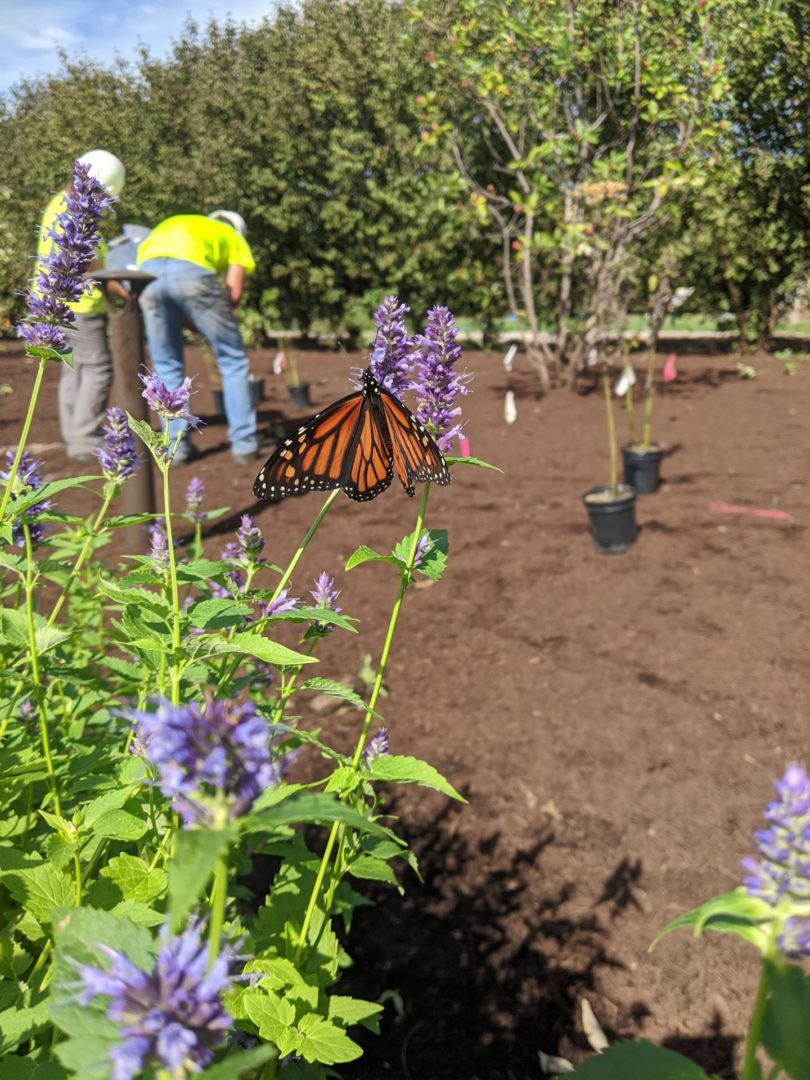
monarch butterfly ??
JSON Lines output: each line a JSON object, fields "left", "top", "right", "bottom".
{"left": 253, "top": 367, "right": 451, "bottom": 503}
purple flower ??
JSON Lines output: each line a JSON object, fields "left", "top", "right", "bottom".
{"left": 743, "top": 762, "right": 810, "bottom": 917}
{"left": 367, "top": 295, "right": 412, "bottom": 396}
{"left": 149, "top": 521, "right": 169, "bottom": 573}
{"left": 260, "top": 589, "right": 300, "bottom": 617}
{"left": 185, "top": 477, "right": 206, "bottom": 523}
{"left": 79, "top": 921, "right": 236, "bottom": 1080}
{"left": 778, "top": 916, "right": 810, "bottom": 960}
{"left": 413, "top": 531, "right": 433, "bottom": 568}
{"left": 236, "top": 514, "right": 265, "bottom": 563}
{"left": 16, "top": 161, "right": 111, "bottom": 353}
{"left": 410, "top": 305, "right": 470, "bottom": 452}
{"left": 96, "top": 407, "right": 138, "bottom": 481}
{"left": 1, "top": 449, "right": 52, "bottom": 547}
{"left": 140, "top": 373, "right": 201, "bottom": 430}
{"left": 129, "top": 697, "right": 280, "bottom": 825}
{"left": 362, "top": 727, "right": 389, "bottom": 768}
{"left": 310, "top": 572, "right": 341, "bottom": 612}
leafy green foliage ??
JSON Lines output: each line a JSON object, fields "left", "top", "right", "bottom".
{"left": 0, "top": 371, "right": 463, "bottom": 1075}
{"left": 570, "top": 1040, "right": 712, "bottom": 1079}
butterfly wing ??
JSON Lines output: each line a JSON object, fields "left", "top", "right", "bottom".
{"left": 253, "top": 385, "right": 395, "bottom": 503}
{"left": 374, "top": 386, "right": 451, "bottom": 496}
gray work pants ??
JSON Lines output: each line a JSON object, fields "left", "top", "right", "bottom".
{"left": 58, "top": 313, "right": 113, "bottom": 458}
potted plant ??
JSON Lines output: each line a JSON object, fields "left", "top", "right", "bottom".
{"left": 275, "top": 337, "right": 311, "bottom": 408}
{"left": 583, "top": 357, "right": 638, "bottom": 554}
{"left": 620, "top": 347, "right": 675, "bottom": 494}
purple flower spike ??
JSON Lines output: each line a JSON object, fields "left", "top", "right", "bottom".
{"left": 185, "top": 477, "right": 205, "bottom": 522}
{"left": 149, "top": 522, "right": 170, "bottom": 573}
{"left": 140, "top": 373, "right": 201, "bottom": 430}
{"left": 362, "top": 727, "right": 390, "bottom": 768}
{"left": 16, "top": 161, "right": 111, "bottom": 353}
{"left": 96, "top": 407, "right": 138, "bottom": 481}
{"left": 413, "top": 531, "right": 433, "bottom": 568}
{"left": 411, "top": 305, "right": 470, "bottom": 453}
{"left": 368, "top": 295, "right": 412, "bottom": 396}
{"left": 310, "top": 572, "right": 342, "bottom": 612}
{"left": 261, "top": 589, "right": 300, "bottom": 617}
{"left": 1, "top": 449, "right": 52, "bottom": 547}
{"left": 129, "top": 697, "right": 280, "bottom": 825}
{"left": 236, "top": 514, "right": 265, "bottom": 563}
{"left": 743, "top": 762, "right": 810, "bottom": 957}
{"left": 79, "top": 920, "right": 237, "bottom": 1080}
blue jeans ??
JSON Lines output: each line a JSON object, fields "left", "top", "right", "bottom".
{"left": 138, "top": 258, "right": 257, "bottom": 456}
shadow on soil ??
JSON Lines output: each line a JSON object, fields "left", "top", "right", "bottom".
{"left": 341, "top": 797, "right": 624, "bottom": 1080}
{"left": 340, "top": 798, "right": 742, "bottom": 1079}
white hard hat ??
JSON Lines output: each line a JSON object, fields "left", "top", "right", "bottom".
{"left": 208, "top": 209, "right": 247, "bottom": 237}
{"left": 76, "top": 149, "right": 126, "bottom": 198}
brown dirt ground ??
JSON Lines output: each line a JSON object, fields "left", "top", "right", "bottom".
{"left": 1, "top": 338, "right": 808, "bottom": 1079}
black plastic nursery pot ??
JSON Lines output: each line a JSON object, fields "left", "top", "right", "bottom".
{"left": 582, "top": 484, "right": 638, "bottom": 554}
{"left": 622, "top": 444, "right": 664, "bottom": 495}
{"left": 288, "top": 381, "right": 312, "bottom": 409}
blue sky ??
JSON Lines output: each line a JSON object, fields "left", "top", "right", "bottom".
{"left": 0, "top": 0, "right": 274, "bottom": 97}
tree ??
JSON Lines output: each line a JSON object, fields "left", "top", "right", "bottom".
{"left": 420, "top": 0, "right": 780, "bottom": 386}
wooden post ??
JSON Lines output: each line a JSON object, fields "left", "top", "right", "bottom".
{"left": 94, "top": 269, "right": 156, "bottom": 543}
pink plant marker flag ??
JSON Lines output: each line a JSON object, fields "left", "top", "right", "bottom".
{"left": 709, "top": 501, "right": 792, "bottom": 522}
{"left": 662, "top": 353, "right": 678, "bottom": 383}
{"left": 458, "top": 436, "right": 471, "bottom": 458}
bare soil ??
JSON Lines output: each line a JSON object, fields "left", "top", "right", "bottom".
{"left": 1, "top": 339, "right": 808, "bottom": 1079}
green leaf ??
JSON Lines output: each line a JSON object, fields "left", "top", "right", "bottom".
{"left": 300, "top": 677, "right": 373, "bottom": 713}
{"left": 762, "top": 959, "right": 810, "bottom": 1079}
{"left": 345, "top": 854, "right": 399, "bottom": 886}
{"left": 444, "top": 454, "right": 502, "bottom": 472}
{"left": 207, "top": 632, "right": 318, "bottom": 668}
{"left": 243, "top": 988, "right": 297, "bottom": 1044}
{"left": 650, "top": 889, "right": 772, "bottom": 951}
{"left": 168, "top": 827, "right": 235, "bottom": 931}
{"left": 6, "top": 476, "right": 98, "bottom": 515}
{"left": 201, "top": 1045, "right": 280, "bottom": 1078}
{"left": 188, "top": 597, "right": 251, "bottom": 629}
{"left": 570, "top": 1040, "right": 710, "bottom": 1078}
{"left": 0, "top": 1000, "right": 51, "bottom": 1055}
{"left": 0, "top": 851, "right": 75, "bottom": 923}
{"left": 392, "top": 528, "right": 448, "bottom": 580}
{"left": 345, "top": 545, "right": 402, "bottom": 572}
{"left": 327, "top": 994, "right": 383, "bottom": 1032}
{"left": 0, "top": 1058, "right": 69, "bottom": 1079}
{"left": 297, "top": 1014, "right": 362, "bottom": 1065}
{"left": 368, "top": 754, "right": 465, "bottom": 801}
{"left": 127, "top": 414, "right": 162, "bottom": 456}
{"left": 243, "top": 792, "right": 388, "bottom": 837}
{"left": 90, "top": 808, "right": 148, "bottom": 841}
{"left": 100, "top": 853, "right": 167, "bottom": 904}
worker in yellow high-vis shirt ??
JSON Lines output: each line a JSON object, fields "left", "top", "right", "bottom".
{"left": 137, "top": 212, "right": 259, "bottom": 467}
{"left": 38, "top": 150, "right": 126, "bottom": 460}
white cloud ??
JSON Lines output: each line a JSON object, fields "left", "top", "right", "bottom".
{"left": 0, "top": 0, "right": 275, "bottom": 96}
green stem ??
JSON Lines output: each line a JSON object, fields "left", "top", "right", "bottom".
{"left": 47, "top": 487, "right": 115, "bottom": 627}
{"left": 0, "top": 358, "right": 47, "bottom": 520}
{"left": 160, "top": 465, "right": 183, "bottom": 705}
{"left": 642, "top": 347, "right": 656, "bottom": 450}
{"left": 297, "top": 486, "right": 431, "bottom": 956}
{"left": 740, "top": 962, "right": 770, "bottom": 1080}
{"left": 23, "top": 522, "right": 61, "bottom": 816}
{"left": 215, "top": 489, "right": 340, "bottom": 694}
{"left": 208, "top": 853, "right": 229, "bottom": 967}
{"left": 276, "top": 488, "right": 341, "bottom": 598}
{"left": 603, "top": 370, "right": 618, "bottom": 498}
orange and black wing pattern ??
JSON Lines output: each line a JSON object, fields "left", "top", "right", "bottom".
{"left": 374, "top": 385, "right": 451, "bottom": 496}
{"left": 253, "top": 368, "right": 450, "bottom": 503}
